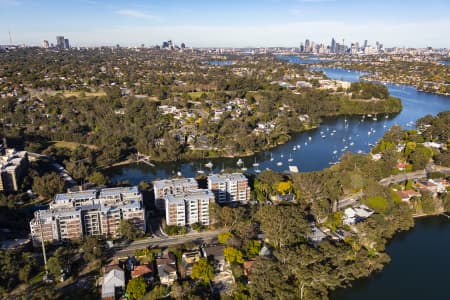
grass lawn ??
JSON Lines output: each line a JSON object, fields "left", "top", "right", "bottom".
{"left": 62, "top": 90, "right": 106, "bottom": 98}
{"left": 51, "top": 141, "right": 98, "bottom": 150}
{"left": 188, "top": 91, "right": 209, "bottom": 99}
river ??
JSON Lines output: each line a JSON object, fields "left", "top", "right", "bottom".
{"left": 106, "top": 61, "right": 450, "bottom": 184}
{"left": 331, "top": 216, "right": 450, "bottom": 300}
{"left": 105, "top": 58, "right": 450, "bottom": 298}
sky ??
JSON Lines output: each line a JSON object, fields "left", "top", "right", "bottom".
{"left": 0, "top": 0, "right": 449, "bottom": 48}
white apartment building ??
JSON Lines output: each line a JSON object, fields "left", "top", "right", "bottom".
{"left": 207, "top": 173, "right": 250, "bottom": 204}
{"left": 153, "top": 177, "right": 198, "bottom": 210}
{"left": 30, "top": 186, "right": 146, "bottom": 245}
{"left": 165, "top": 189, "right": 214, "bottom": 227}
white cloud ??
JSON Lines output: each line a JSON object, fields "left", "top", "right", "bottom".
{"left": 116, "top": 9, "right": 158, "bottom": 20}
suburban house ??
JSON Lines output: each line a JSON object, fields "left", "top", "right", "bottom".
{"left": 202, "top": 245, "right": 226, "bottom": 272}
{"left": 131, "top": 264, "right": 154, "bottom": 282}
{"left": 397, "top": 189, "right": 421, "bottom": 201}
{"left": 416, "top": 179, "right": 449, "bottom": 196}
{"left": 156, "top": 254, "right": 178, "bottom": 285}
{"left": 101, "top": 269, "right": 125, "bottom": 300}
{"left": 181, "top": 251, "right": 201, "bottom": 277}
{"left": 343, "top": 205, "right": 375, "bottom": 225}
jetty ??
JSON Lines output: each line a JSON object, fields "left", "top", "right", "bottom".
{"left": 136, "top": 152, "right": 155, "bottom": 167}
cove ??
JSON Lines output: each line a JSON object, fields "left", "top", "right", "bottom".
{"left": 331, "top": 216, "right": 450, "bottom": 300}
{"left": 106, "top": 61, "right": 450, "bottom": 185}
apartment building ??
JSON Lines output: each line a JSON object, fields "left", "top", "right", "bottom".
{"left": 29, "top": 186, "right": 145, "bottom": 245}
{"left": 207, "top": 173, "right": 250, "bottom": 204}
{"left": 153, "top": 177, "right": 198, "bottom": 210}
{"left": 165, "top": 189, "right": 214, "bottom": 227}
{"left": 0, "top": 148, "right": 29, "bottom": 192}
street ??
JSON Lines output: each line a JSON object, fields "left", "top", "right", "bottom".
{"left": 113, "top": 229, "right": 228, "bottom": 257}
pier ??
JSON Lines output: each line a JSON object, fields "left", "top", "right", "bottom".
{"left": 440, "top": 213, "right": 450, "bottom": 219}
{"left": 135, "top": 153, "right": 155, "bottom": 167}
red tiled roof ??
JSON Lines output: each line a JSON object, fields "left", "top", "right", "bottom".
{"left": 131, "top": 265, "right": 153, "bottom": 278}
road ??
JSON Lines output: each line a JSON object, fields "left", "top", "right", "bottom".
{"left": 113, "top": 229, "right": 228, "bottom": 257}
{"left": 379, "top": 170, "right": 427, "bottom": 186}
{"left": 337, "top": 191, "right": 364, "bottom": 210}
{"left": 337, "top": 165, "right": 450, "bottom": 210}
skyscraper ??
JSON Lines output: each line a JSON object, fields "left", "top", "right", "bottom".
{"left": 41, "top": 40, "right": 49, "bottom": 48}
{"left": 304, "top": 39, "right": 310, "bottom": 53}
{"left": 331, "top": 38, "right": 336, "bottom": 53}
{"left": 364, "top": 40, "right": 368, "bottom": 48}
{"left": 56, "top": 36, "right": 65, "bottom": 49}
{"left": 64, "top": 38, "right": 70, "bottom": 49}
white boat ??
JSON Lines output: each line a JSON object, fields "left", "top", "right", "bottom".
{"left": 308, "top": 136, "right": 312, "bottom": 141}
{"left": 293, "top": 146, "right": 297, "bottom": 151}
{"left": 330, "top": 132, "right": 334, "bottom": 136}
{"left": 276, "top": 161, "right": 283, "bottom": 166}
{"left": 372, "top": 117, "right": 377, "bottom": 121}
{"left": 288, "top": 154, "right": 293, "bottom": 162}
{"left": 270, "top": 153, "right": 274, "bottom": 161}
{"left": 205, "top": 161, "right": 213, "bottom": 169}
{"left": 197, "top": 170, "right": 205, "bottom": 174}
{"left": 177, "top": 171, "right": 182, "bottom": 177}
{"left": 237, "top": 158, "right": 243, "bottom": 166}
{"left": 333, "top": 150, "right": 338, "bottom": 155}
{"left": 280, "top": 154, "right": 284, "bottom": 158}
{"left": 241, "top": 167, "right": 247, "bottom": 171}
{"left": 357, "top": 150, "right": 363, "bottom": 154}
{"left": 289, "top": 165, "right": 299, "bottom": 173}
{"left": 255, "top": 169, "right": 261, "bottom": 173}
{"left": 252, "top": 158, "right": 259, "bottom": 167}
{"left": 350, "top": 142, "right": 354, "bottom": 146}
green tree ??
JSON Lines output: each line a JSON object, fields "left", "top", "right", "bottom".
{"left": 126, "top": 277, "right": 147, "bottom": 300}
{"left": 119, "top": 219, "right": 142, "bottom": 240}
{"left": 364, "top": 196, "right": 389, "bottom": 214}
{"left": 82, "top": 236, "right": 104, "bottom": 262}
{"left": 191, "top": 258, "right": 214, "bottom": 284}
{"left": 218, "top": 232, "right": 233, "bottom": 244}
{"left": 47, "top": 256, "right": 62, "bottom": 280}
{"left": 32, "top": 172, "right": 65, "bottom": 199}
{"left": 87, "top": 171, "right": 110, "bottom": 186}
{"left": 243, "top": 240, "right": 262, "bottom": 258}
{"left": 224, "top": 247, "right": 244, "bottom": 264}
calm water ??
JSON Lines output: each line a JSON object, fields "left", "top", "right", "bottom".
{"left": 439, "top": 61, "right": 450, "bottom": 66}
{"left": 331, "top": 216, "right": 450, "bottom": 300}
{"left": 106, "top": 63, "right": 450, "bottom": 184}
{"left": 105, "top": 58, "right": 450, "bottom": 298}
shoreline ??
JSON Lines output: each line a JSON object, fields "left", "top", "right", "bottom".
{"left": 102, "top": 107, "right": 401, "bottom": 172}
{"left": 331, "top": 212, "right": 450, "bottom": 299}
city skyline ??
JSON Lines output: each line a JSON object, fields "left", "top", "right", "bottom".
{"left": 0, "top": 0, "right": 449, "bottom": 48}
